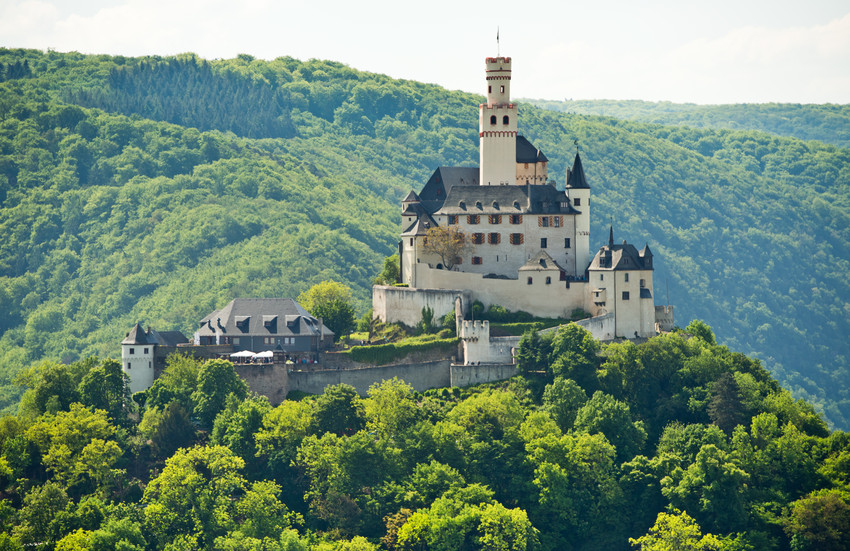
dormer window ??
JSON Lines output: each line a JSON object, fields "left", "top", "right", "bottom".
{"left": 492, "top": 201, "right": 499, "bottom": 209}
{"left": 263, "top": 315, "right": 278, "bottom": 333}
{"left": 513, "top": 201, "right": 520, "bottom": 209}
{"left": 475, "top": 201, "right": 482, "bottom": 210}
{"left": 236, "top": 316, "right": 250, "bottom": 333}
{"left": 459, "top": 201, "right": 466, "bottom": 210}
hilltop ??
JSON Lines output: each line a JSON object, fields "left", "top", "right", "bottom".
{"left": 0, "top": 48, "right": 848, "bottom": 427}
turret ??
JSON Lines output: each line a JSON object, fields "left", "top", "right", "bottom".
{"left": 479, "top": 56, "right": 517, "bottom": 186}
{"left": 566, "top": 151, "right": 591, "bottom": 271}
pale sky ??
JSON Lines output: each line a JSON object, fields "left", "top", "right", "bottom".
{"left": 1, "top": 0, "right": 849, "bottom": 104}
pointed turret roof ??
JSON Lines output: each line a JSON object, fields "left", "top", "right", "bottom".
{"left": 640, "top": 243, "right": 653, "bottom": 258}
{"left": 122, "top": 323, "right": 153, "bottom": 345}
{"left": 403, "top": 190, "right": 420, "bottom": 203}
{"left": 565, "top": 152, "right": 589, "bottom": 189}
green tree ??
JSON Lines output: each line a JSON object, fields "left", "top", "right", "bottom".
{"left": 784, "top": 489, "right": 850, "bottom": 551}
{"left": 574, "top": 391, "right": 647, "bottom": 462}
{"left": 630, "top": 509, "right": 728, "bottom": 551}
{"left": 142, "top": 445, "right": 248, "bottom": 549}
{"left": 542, "top": 377, "right": 587, "bottom": 431}
{"left": 374, "top": 254, "right": 400, "bottom": 285}
{"left": 549, "top": 323, "right": 601, "bottom": 390}
{"left": 298, "top": 280, "right": 356, "bottom": 339}
{"left": 79, "top": 359, "right": 130, "bottom": 426}
{"left": 191, "top": 358, "right": 248, "bottom": 429}
{"left": 312, "top": 384, "right": 366, "bottom": 437}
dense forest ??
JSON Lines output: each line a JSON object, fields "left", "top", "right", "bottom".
{"left": 0, "top": 47, "right": 848, "bottom": 433}
{"left": 523, "top": 98, "right": 850, "bottom": 149}
{"left": 1, "top": 322, "right": 848, "bottom": 549}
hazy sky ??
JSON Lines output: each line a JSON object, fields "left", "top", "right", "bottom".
{"left": 1, "top": 0, "right": 849, "bottom": 104}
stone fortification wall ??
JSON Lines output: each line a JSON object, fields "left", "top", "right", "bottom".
{"left": 373, "top": 285, "right": 471, "bottom": 327}
{"left": 289, "top": 360, "right": 452, "bottom": 395}
{"left": 236, "top": 363, "right": 289, "bottom": 405}
{"left": 655, "top": 305, "right": 675, "bottom": 332}
{"left": 412, "top": 264, "right": 588, "bottom": 319}
{"left": 451, "top": 363, "right": 517, "bottom": 387}
{"left": 576, "top": 312, "right": 616, "bottom": 341}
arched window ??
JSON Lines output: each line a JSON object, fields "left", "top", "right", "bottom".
{"left": 503, "top": 115, "right": 509, "bottom": 125}
{"left": 490, "top": 115, "right": 496, "bottom": 125}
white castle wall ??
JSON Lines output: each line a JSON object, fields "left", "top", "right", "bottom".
{"left": 412, "top": 263, "right": 588, "bottom": 319}
{"left": 372, "top": 285, "right": 471, "bottom": 327}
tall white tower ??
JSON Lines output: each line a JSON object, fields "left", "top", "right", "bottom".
{"left": 565, "top": 151, "right": 591, "bottom": 273}
{"left": 479, "top": 57, "right": 517, "bottom": 186}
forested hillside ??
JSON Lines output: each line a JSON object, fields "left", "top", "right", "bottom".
{"left": 0, "top": 48, "right": 848, "bottom": 429}
{"left": 2, "top": 324, "right": 848, "bottom": 550}
{"left": 524, "top": 98, "right": 850, "bottom": 148}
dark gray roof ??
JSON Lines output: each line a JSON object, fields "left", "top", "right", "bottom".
{"left": 640, "top": 288, "right": 653, "bottom": 299}
{"left": 435, "top": 183, "right": 579, "bottom": 216}
{"left": 401, "top": 213, "right": 438, "bottom": 237}
{"left": 402, "top": 190, "right": 420, "bottom": 203}
{"left": 589, "top": 231, "right": 654, "bottom": 271}
{"left": 565, "top": 152, "right": 590, "bottom": 189}
{"left": 516, "top": 136, "right": 548, "bottom": 163}
{"left": 122, "top": 323, "right": 153, "bottom": 345}
{"left": 122, "top": 324, "right": 188, "bottom": 346}
{"left": 149, "top": 330, "right": 189, "bottom": 347}
{"left": 198, "top": 298, "right": 333, "bottom": 338}
{"left": 518, "top": 250, "right": 566, "bottom": 272}
{"left": 418, "top": 167, "right": 479, "bottom": 213}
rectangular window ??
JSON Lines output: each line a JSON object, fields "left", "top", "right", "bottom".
{"left": 540, "top": 216, "right": 549, "bottom": 227}
{"left": 527, "top": 277, "right": 533, "bottom": 285}
{"left": 541, "top": 238, "right": 548, "bottom": 248}
{"left": 622, "top": 291, "right": 630, "bottom": 300}
{"left": 468, "top": 215, "right": 480, "bottom": 224}
{"left": 546, "top": 276, "right": 552, "bottom": 284}
{"left": 409, "top": 238, "right": 413, "bottom": 246}
{"left": 129, "top": 348, "right": 134, "bottom": 354}
{"left": 500, "top": 85, "right": 505, "bottom": 93}
{"left": 472, "top": 233, "right": 485, "bottom": 244}
{"left": 600, "top": 274, "right": 604, "bottom": 281}
{"left": 472, "top": 256, "right": 482, "bottom": 265}
{"left": 510, "top": 214, "right": 522, "bottom": 224}
{"left": 488, "top": 233, "right": 501, "bottom": 244}
{"left": 448, "top": 215, "right": 458, "bottom": 224}
{"left": 574, "top": 198, "right": 581, "bottom": 206}
{"left": 554, "top": 216, "right": 561, "bottom": 227}
{"left": 233, "top": 337, "right": 240, "bottom": 345}
{"left": 127, "top": 362, "right": 131, "bottom": 369}
{"left": 565, "top": 238, "right": 571, "bottom": 248}
{"left": 624, "top": 273, "right": 629, "bottom": 282}
{"left": 488, "top": 214, "right": 501, "bottom": 224}
{"left": 640, "top": 279, "right": 646, "bottom": 288}
{"left": 510, "top": 233, "right": 524, "bottom": 245}
{"left": 143, "top": 347, "right": 149, "bottom": 354}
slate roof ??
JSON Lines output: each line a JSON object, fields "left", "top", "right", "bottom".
{"left": 518, "top": 250, "right": 567, "bottom": 272}
{"left": 197, "top": 298, "right": 333, "bottom": 338}
{"left": 516, "top": 135, "right": 548, "bottom": 163}
{"left": 588, "top": 230, "right": 654, "bottom": 271}
{"left": 122, "top": 323, "right": 153, "bottom": 345}
{"left": 565, "top": 152, "right": 590, "bottom": 189}
{"left": 435, "top": 183, "right": 579, "bottom": 216}
{"left": 122, "top": 324, "right": 188, "bottom": 346}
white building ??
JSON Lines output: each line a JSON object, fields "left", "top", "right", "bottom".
{"left": 373, "top": 54, "right": 672, "bottom": 349}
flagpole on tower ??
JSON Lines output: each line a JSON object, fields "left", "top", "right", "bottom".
{"left": 497, "top": 27, "right": 500, "bottom": 56}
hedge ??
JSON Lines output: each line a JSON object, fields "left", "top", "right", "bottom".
{"left": 344, "top": 337, "right": 459, "bottom": 366}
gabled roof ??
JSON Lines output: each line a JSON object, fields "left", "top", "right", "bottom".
{"left": 588, "top": 230, "right": 654, "bottom": 271}
{"left": 198, "top": 298, "right": 333, "bottom": 337}
{"left": 402, "top": 190, "right": 420, "bottom": 203}
{"left": 518, "top": 250, "right": 567, "bottom": 272}
{"left": 516, "top": 135, "right": 548, "bottom": 163}
{"left": 565, "top": 152, "right": 590, "bottom": 189}
{"left": 417, "top": 167, "right": 479, "bottom": 213}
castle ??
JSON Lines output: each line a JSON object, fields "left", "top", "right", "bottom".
{"left": 373, "top": 55, "right": 673, "bottom": 359}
